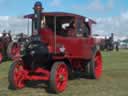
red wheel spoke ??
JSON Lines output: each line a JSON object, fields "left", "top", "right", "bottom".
{"left": 61, "top": 67, "right": 65, "bottom": 73}
{"left": 58, "top": 66, "right": 63, "bottom": 73}
{"left": 57, "top": 82, "right": 61, "bottom": 89}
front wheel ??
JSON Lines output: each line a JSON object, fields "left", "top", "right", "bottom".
{"left": 49, "top": 62, "right": 68, "bottom": 93}
{"left": 8, "top": 61, "right": 26, "bottom": 89}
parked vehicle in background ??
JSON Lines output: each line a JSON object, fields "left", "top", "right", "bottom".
{"left": 0, "top": 32, "right": 12, "bottom": 63}
{"left": 7, "top": 33, "right": 29, "bottom": 60}
{"left": 93, "top": 33, "right": 114, "bottom": 51}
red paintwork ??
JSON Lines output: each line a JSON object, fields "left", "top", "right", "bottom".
{"left": 94, "top": 51, "right": 102, "bottom": 79}
{"left": 42, "top": 29, "right": 96, "bottom": 59}
{"left": 24, "top": 68, "right": 50, "bottom": 81}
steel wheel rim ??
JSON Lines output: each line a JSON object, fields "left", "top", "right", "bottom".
{"left": 13, "top": 63, "right": 25, "bottom": 88}
{"left": 55, "top": 64, "right": 68, "bottom": 92}
{"left": 95, "top": 52, "right": 102, "bottom": 78}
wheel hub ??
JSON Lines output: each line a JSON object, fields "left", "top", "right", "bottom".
{"left": 59, "top": 74, "right": 64, "bottom": 81}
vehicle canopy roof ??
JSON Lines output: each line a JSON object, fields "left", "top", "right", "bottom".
{"left": 24, "top": 12, "right": 96, "bottom": 24}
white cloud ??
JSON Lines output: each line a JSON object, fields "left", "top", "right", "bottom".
{"left": 88, "top": 0, "right": 115, "bottom": 12}
{"left": 72, "top": 0, "right": 115, "bottom": 13}
{"left": 86, "top": 0, "right": 105, "bottom": 12}
{"left": 0, "top": 16, "right": 31, "bottom": 35}
{"left": 107, "top": 0, "right": 114, "bottom": 9}
{"left": 50, "top": 0, "right": 61, "bottom": 7}
{"left": 121, "top": 11, "right": 128, "bottom": 20}
{"left": 92, "top": 11, "right": 128, "bottom": 37}
{"left": 0, "top": 16, "right": 9, "bottom": 20}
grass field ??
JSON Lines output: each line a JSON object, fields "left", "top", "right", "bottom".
{"left": 0, "top": 50, "right": 128, "bottom": 96}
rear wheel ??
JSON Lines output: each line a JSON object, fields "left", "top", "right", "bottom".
{"left": 8, "top": 61, "right": 26, "bottom": 89}
{"left": 0, "top": 52, "right": 3, "bottom": 63}
{"left": 87, "top": 51, "right": 102, "bottom": 79}
{"left": 50, "top": 62, "right": 68, "bottom": 93}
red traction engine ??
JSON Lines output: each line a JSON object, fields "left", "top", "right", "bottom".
{"left": 8, "top": 2, "right": 103, "bottom": 93}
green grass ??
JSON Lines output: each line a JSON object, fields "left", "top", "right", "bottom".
{"left": 0, "top": 50, "right": 128, "bottom": 96}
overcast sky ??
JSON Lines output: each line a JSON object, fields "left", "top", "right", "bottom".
{"left": 0, "top": 0, "right": 128, "bottom": 37}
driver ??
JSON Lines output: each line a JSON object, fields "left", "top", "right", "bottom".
{"left": 66, "top": 21, "right": 75, "bottom": 36}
